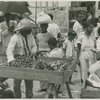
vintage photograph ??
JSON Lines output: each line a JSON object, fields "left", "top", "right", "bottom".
{"left": 0, "top": 0, "right": 99, "bottom": 98}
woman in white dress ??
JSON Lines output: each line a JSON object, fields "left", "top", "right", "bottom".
{"left": 77, "top": 21, "right": 96, "bottom": 88}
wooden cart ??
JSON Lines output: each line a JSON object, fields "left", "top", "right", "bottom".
{"left": 0, "top": 56, "right": 76, "bottom": 98}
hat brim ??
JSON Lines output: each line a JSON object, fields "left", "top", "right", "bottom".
{"left": 14, "top": 25, "right": 39, "bottom": 32}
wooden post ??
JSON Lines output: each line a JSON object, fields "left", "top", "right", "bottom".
{"left": 66, "top": 1, "right": 69, "bottom": 32}
{"left": 65, "top": 81, "right": 73, "bottom": 98}
{"left": 95, "top": 1, "right": 98, "bottom": 17}
{"left": 46, "top": 1, "right": 48, "bottom": 7}
{"left": 35, "top": 1, "right": 37, "bottom": 22}
{"left": 40, "top": 1, "right": 42, "bottom": 11}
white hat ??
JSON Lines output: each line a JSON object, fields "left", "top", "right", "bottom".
{"left": 37, "top": 13, "right": 51, "bottom": 24}
{"left": 14, "top": 18, "right": 37, "bottom": 31}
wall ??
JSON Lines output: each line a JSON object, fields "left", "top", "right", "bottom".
{"left": 28, "top": 1, "right": 70, "bottom": 33}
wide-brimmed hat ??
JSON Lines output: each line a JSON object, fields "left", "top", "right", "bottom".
{"left": 37, "top": 12, "right": 51, "bottom": 24}
{"left": 14, "top": 18, "right": 38, "bottom": 31}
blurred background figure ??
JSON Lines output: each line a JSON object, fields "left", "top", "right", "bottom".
{"left": 86, "top": 11, "right": 93, "bottom": 22}
{"left": 73, "top": 14, "right": 83, "bottom": 37}
{"left": 0, "top": 12, "right": 22, "bottom": 54}
{"left": 47, "top": 14, "right": 61, "bottom": 40}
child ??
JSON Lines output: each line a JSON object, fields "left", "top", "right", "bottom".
{"left": 47, "top": 37, "right": 64, "bottom": 58}
{"left": 47, "top": 37, "right": 64, "bottom": 98}
{"left": 38, "top": 37, "right": 64, "bottom": 93}
{"left": 36, "top": 13, "right": 52, "bottom": 52}
{"left": 63, "top": 31, "right": 77, "bottom": 84}
{"left": 63, "top": 31, "right": 77, "bottom": 59}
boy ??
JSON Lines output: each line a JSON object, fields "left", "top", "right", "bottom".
{"left": 63, "top": 31, "right": 77, "bottom": 58}
{"left": 47, "top": 37, "right": 64, "bottom": 98}
{"left": 63, "top": 31, "right": 77, "bottom": 84}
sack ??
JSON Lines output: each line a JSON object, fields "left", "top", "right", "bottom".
{"left": 37, "top": 13, "right": 51, "bottom": 24}
{"left": 87, "top": 73, "right": 100, "bottom": 88}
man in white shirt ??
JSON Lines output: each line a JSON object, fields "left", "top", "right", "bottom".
{"left": 6, "top": 18, "right": 37, "bottom": 98}
{"left": 47, "top": 14, "right": 61, "bottom": 40}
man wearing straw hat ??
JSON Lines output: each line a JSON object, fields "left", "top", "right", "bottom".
{"left": 6, "top": 18, "right": 37, "bottom": 98}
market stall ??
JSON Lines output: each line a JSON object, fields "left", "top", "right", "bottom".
{"left": 0, "top": 55, "right": 76, "bottom": 98}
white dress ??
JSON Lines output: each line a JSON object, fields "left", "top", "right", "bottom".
{"left": 77, "top": 33, "right": 96, "bottom": 80}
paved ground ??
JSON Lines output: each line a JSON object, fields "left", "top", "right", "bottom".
{"left": 5, "top": 66, "right": 82, "bottom": 98}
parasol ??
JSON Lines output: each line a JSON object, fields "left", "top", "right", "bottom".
{"left": 0, "top": 2, "right": 31, "bottom": 15}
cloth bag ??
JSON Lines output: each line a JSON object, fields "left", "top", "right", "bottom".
{"left": 37, "top": 13, "right": 51, "bottom": 24}
{"left": 87, "top": 73, "right": 100, "bottom": 88}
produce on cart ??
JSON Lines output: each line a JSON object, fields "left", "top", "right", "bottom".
{"left": 10, "top": 55, "right": 36, "bottom": 68}
{"left": 35, "top": 56, "right": 74, "bottom": 72}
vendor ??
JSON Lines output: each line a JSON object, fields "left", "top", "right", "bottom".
{"left": 6, "top": 18, "right": 37, "bottom": 98}
{"left": 36, "top": 12, "right": 54, "bottom": 92}
{"left": 36, "top": 12, "right": 53, "bottom": 52}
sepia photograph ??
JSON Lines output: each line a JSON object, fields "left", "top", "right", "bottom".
{"left": 0, "top": 0, "right": 99, "bottom": 98}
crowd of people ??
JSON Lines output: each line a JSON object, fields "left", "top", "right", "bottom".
{"left": 0, "top": 10, "right": 100, "bottom": 98}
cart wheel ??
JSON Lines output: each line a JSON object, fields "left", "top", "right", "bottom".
{"left": 48, "top": 93, "right": 53, "bottom": 98}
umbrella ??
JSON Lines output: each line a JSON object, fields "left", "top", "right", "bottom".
{"left": 0, "top": 2, "right": 31, "bottom": 15}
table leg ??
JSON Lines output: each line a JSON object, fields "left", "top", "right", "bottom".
{"left": 48, "top": 94, "right": 53, "bottom": 98}
{"left": 55, "top": 84, "right": 60, "bottom": 98}
{"left": 65, "top": 81, "right": 72, "bottom": 98}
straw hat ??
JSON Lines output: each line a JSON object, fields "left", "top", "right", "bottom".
{"left": 14, "top": 18, "right": 37, "bottom": 31}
